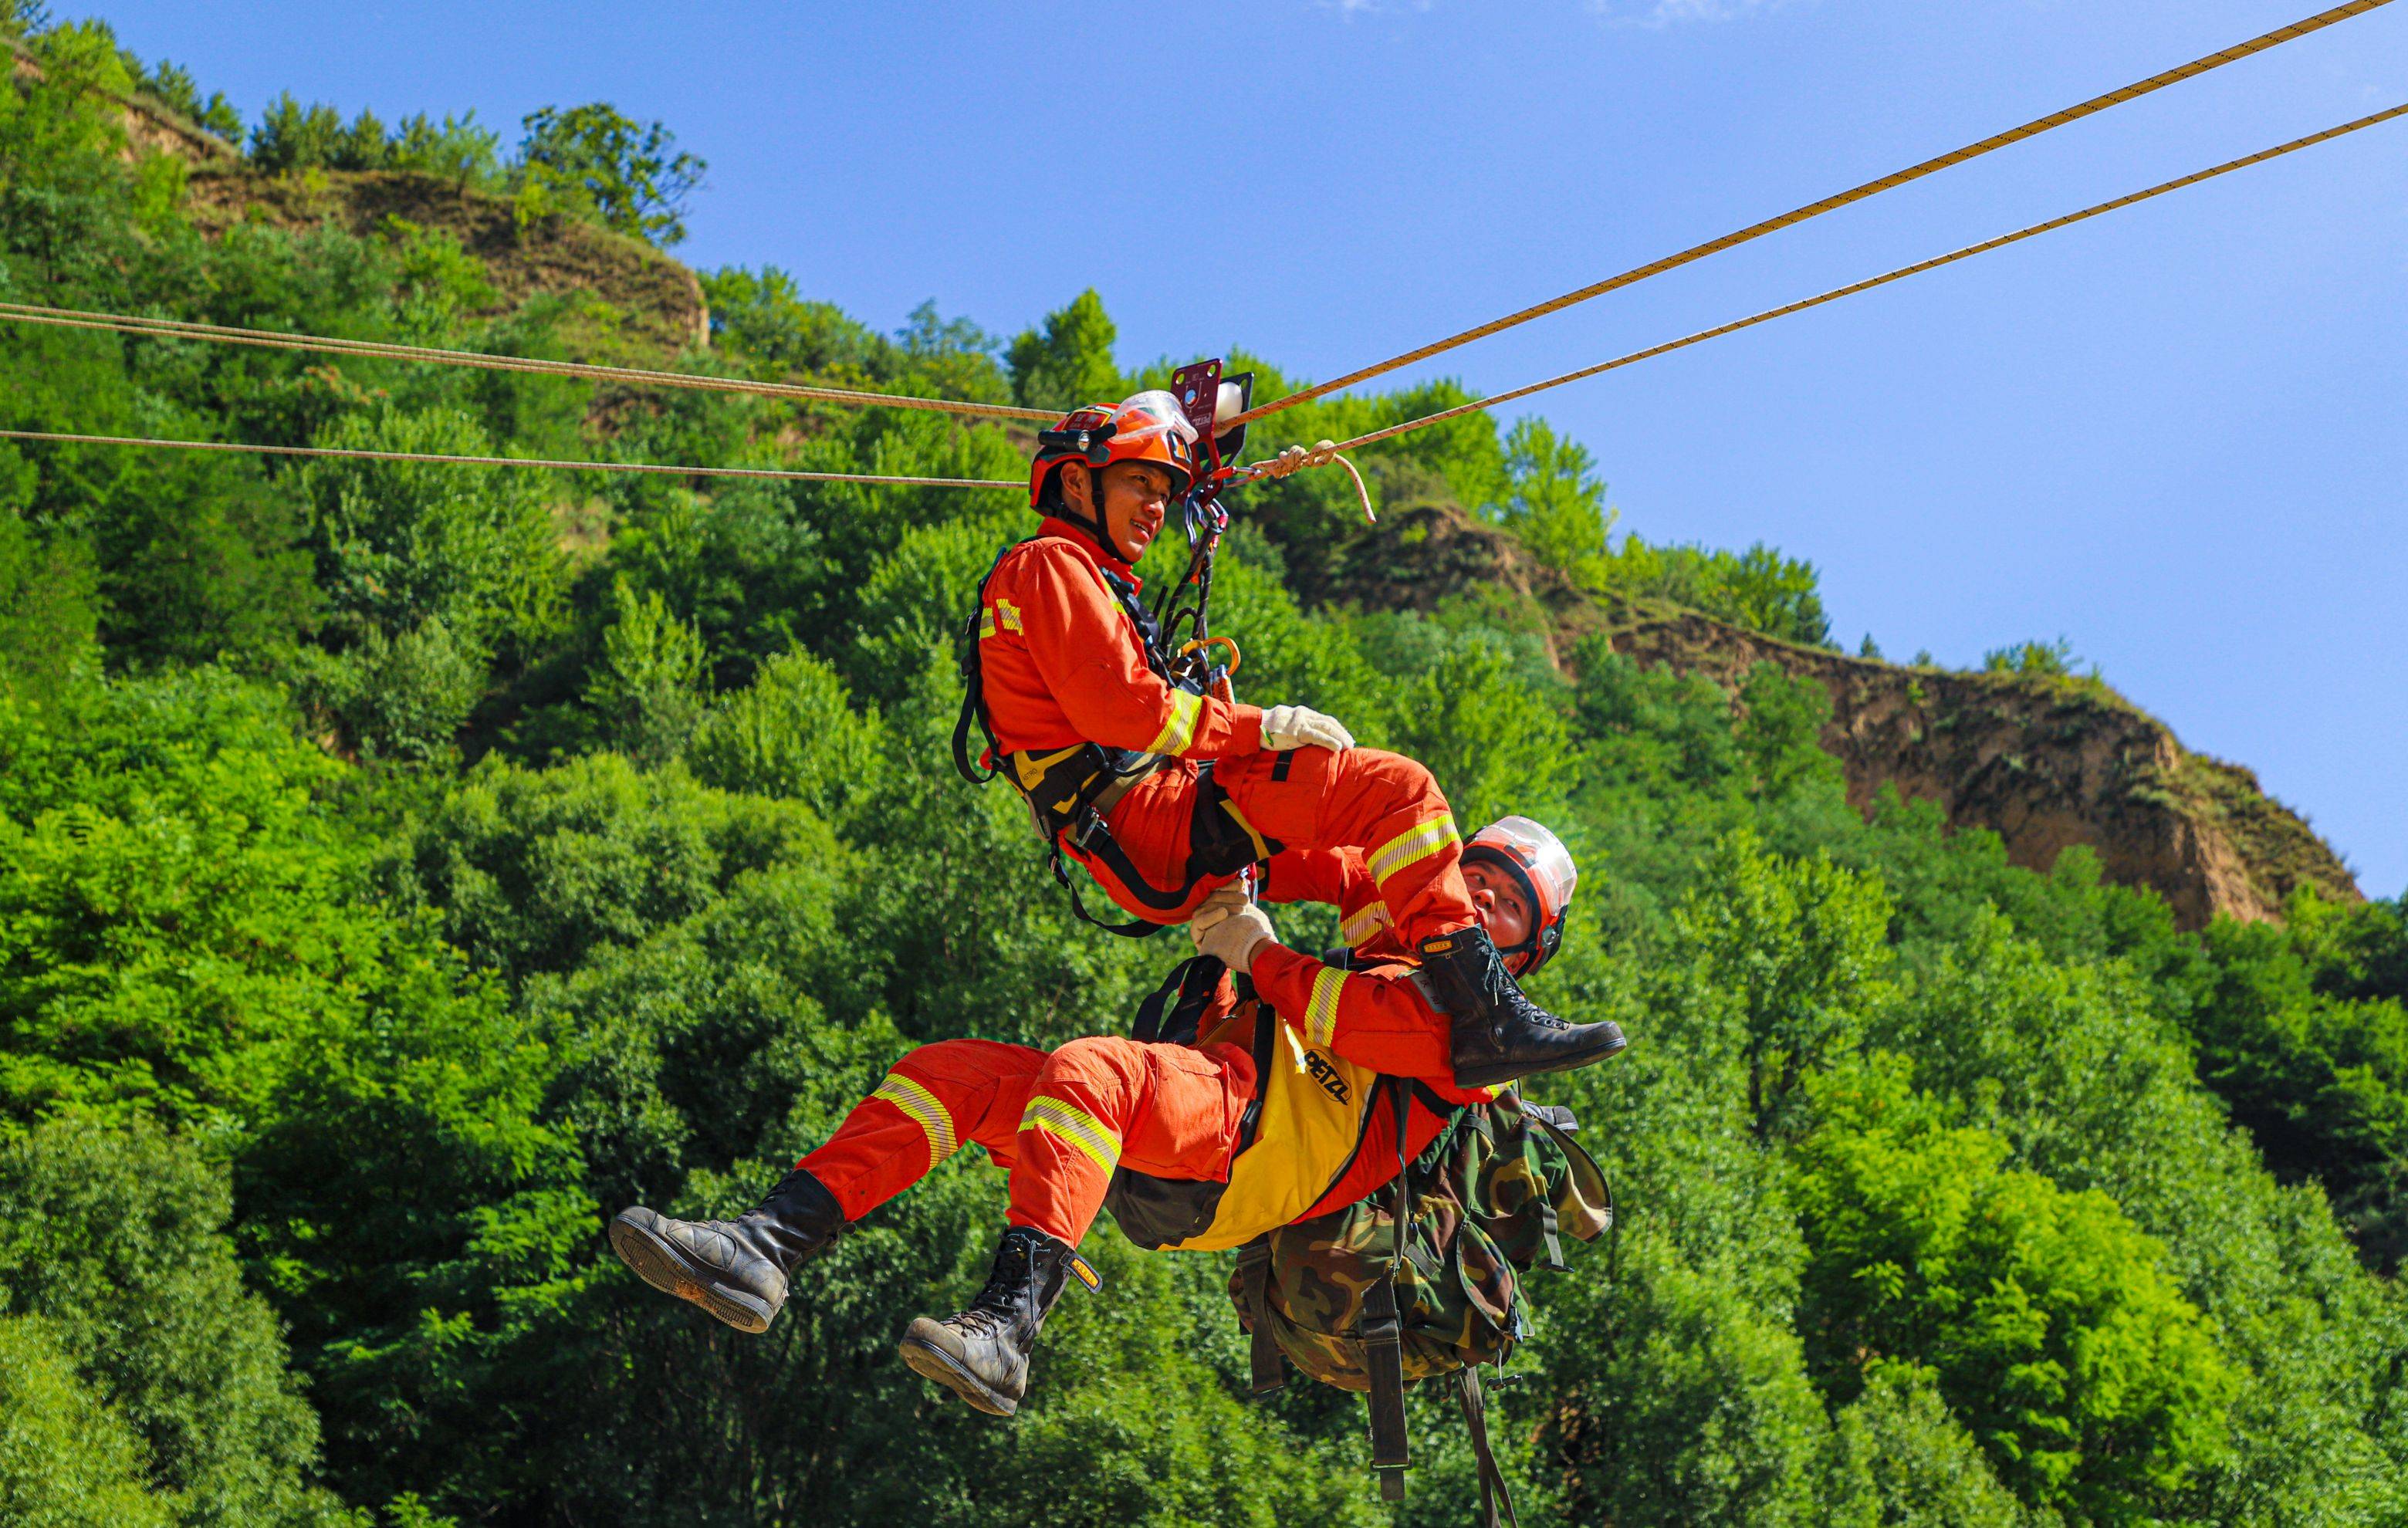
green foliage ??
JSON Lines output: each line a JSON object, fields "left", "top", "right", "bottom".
{"left": 1598, "top": 535, "right": 1834, "bottom": 647}
{"left": 1983, "top": 636, "right": 2076, "bottom": 677}
{"left": 0, "top": 512, "right": 98, "bottom": 705}
{"left": 686, "top": 645, "right": 880, "bottom": 823}
{"left": 2183, "top": 898, "right": 2408, "bottom": 1268}
{"left": 299, "top": 406, "right": 563, "bottom": 647}
{"left": 516, "top": 103, "right": 705, "bottom": 248}
{"left": 1008, "top": 286, "right": 1121, "bottom": 408}
{"left": 1794, "top": 1060, "right": 2240, "bottom": 1519}
{"left": 0, "top": 1313, "right": 177, "bottom": 1527}
{"left": 1824, "top": 1361, "right": 2028, "bottom": 1527}
{"left": 584, "top": 580, "right": 709, "bottom": 766}
{"left": 0, "top": 1117, "right": 348, "bottom": 1526}
{"left": 1497, "top": 415, "right": 1614, "bottom": 575}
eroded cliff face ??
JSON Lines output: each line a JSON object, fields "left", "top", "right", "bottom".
{"left": 1311, "top": 502, "right": 2359, "bottom": 929}
{"left": 1612, "top": 614, "right": 2358, "bottom": 928}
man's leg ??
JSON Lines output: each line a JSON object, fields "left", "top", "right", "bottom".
{"left": 1215, "top": 747, "right": 1476, "bottom": 945}
{"left": 901, "top": 1036, "right": 1252, "bottom": 1415}
{"left": 612, "top": 1040, "right": 1044, "bottom": 1333}
{"left": 798, "top": 1039, "right": 1047, "bottom": 1219}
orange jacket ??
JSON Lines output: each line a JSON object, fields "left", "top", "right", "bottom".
{"left": 978, "top": 519, "right": 1263, "bottom": 762}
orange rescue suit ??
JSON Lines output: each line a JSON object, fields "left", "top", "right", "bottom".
{"left": 974, "top": 519, "right": 1483, "bottom": 941}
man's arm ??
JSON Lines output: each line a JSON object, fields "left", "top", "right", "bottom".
{"left": 1003, "top": 543, "right": 1262, "bottom": 758}
{"left": 1191, "top": 891, "right": 1464, "bottom": 1091}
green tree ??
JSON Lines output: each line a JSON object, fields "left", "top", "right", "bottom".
{"left": 1794, "top": 1060, "right": 2241, "bottom": 1520}
{"left": 516, "top": 104, "right": 705, "bottom": 247}
{"left": 1007, "top": 288, "right": 1120, "bottom": 410}
{"left": 585, "top": 580, "right": 709, "bottom": 766}
{"left": 0, "top": 512, "right": 97, "bottom": 706}
{"left": 1499, "top": 415, "right": 1614, "bottom": 575}
{"left": 0, "top": 1118, "right": 347, "bottom": 1526}
{"left": 0, "top": 1316, "right": 174, "bottom": 1528}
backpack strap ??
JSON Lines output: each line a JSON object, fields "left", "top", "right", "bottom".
{"left": 1233, "top": 1236, "right": 1285, "bottom": 1394}
{"left": 1455, "top": 1367, "right": 1521, "bottom": 1528}
{"left": 1364, "top": 1076, "right": 1414, "bottom": 1503}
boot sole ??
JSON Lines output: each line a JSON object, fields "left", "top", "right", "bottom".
{"left": 609, "top": 1210, "right": 776, "bottom": 1335}
{"left": 1454, "top": 1024, "right": 1628, "bottom": 1091}
{"left": 898, "top": 1322, "right": 1020, "bottom": 1417}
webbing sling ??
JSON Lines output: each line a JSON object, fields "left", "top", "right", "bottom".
{"left": 1235, "top": 1238, "right": 1285, "bottom": 1394}
{"left": 1455, "top": 1366, "right": 1520, "bottom": 1528}
{"left": 1363, "top": 1076, "right": 1413, "bottom": 1502}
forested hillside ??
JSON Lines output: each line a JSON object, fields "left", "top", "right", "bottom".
{"left": 5, "top": 14, "right": 2408, "bottom": 1525}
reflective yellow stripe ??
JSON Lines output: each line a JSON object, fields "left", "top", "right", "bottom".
{"left": 1338, "top": 901, "right": 1393, "bottom": 948}
{"left": 1145, "top": 688, "right": 1203, "bottom": 756}
{"left": 978, "top": 610, "right": 996, "bottom": 640}
{"left": 872, "top": 1073, "right": 959, "bottom": 1166}
{"left": 998, "top": 599, "right": 1024, "bottom": 633}
{"left": 1304, "top": 965, "right": 1349, "bottom": 1048}
{"left": 1020, "top": 1096, "right": 1122, "bottom": 1174}
{"left": 1368, "top": 815, "right": 1460, "bottom": 885}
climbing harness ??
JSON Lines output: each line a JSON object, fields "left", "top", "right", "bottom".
{"left": 1226, "top": 0, "right": 2396, "bottom": 428}
{"left": 952, "top": 367, "right": 1288, "bottom": 935}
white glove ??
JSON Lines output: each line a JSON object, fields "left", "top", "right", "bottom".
{"left": 1190, "top": 884, "right": 1277, "bottom": 972}
{"left": 1260, "top": 705, "right": 1355, "bottom": 752}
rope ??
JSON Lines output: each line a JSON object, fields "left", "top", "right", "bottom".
{"left": 1278, "top": 102, "right": 2407, "bottom": 461}
{"left": 0, "top": 428, "right": 1023, "bottom": 488}
{"left": 1228, "top": 0, "right": 2396, "bottom": 427}
{"left": 1239, "top": 439, "right": 1378, "bottom": 524}
{"left": 0, "top": 302, "right": 1062, "bottom": 423}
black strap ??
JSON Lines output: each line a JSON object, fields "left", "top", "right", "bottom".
{"left": 1363, "top": 1077, "right": 1414, "bottom": 1502}
{"left": 1235, "top": 1237, "right": 1285, "bottom": 1394}
{"left": 951, "top": 543, "right": 1016, "bottom": 786}
{"left": 1455, "top": 1367, "right": 1520, "bottom": 1528}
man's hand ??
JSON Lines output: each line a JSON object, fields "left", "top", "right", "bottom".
{"left": 1190, "top": 884, "right": 1277, "bottom": 972}
{"left": 1260, "top": 705, "right": 1354, "bottom": 752}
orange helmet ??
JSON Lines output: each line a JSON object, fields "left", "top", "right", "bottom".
{"left": 1028, "top": 389, "right": 1199, "bottom": 509}
{"left": 1463, "top": 816, "right": 1578, "bottom": 978}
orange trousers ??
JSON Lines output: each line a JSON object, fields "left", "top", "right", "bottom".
{"left": 797, "top": 1036, "right": 1255, "bottom": 1246}
{"left": 1072, "top": 745, "right": 1476, "bottom": 941}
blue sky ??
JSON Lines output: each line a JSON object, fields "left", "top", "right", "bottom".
{"left": 83, "top": 0, "right": 2408, "bottom": 894}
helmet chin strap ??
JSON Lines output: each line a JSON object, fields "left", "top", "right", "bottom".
{"left": 1060, "top": 464, "right": 1135, "bottom": 563}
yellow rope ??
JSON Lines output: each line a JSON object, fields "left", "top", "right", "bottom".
{"left": 1228, "top": 0, "right": 2396, "bottom": 427}
{"left": 0, "top": 302, "right": 1062, "bottom": 423}
{"left": 1273, "top": 103, "right": 2405, "bottom": 462}
{"left": 0, "top": 428, "right": 1023, "bottom": 488}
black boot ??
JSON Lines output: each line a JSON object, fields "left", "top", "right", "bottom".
{"left": 1420, "top": 926, "right": 1628, "bottom": 1089}
{"left": 609, "top": 1166, "right": 847, "bottom": 1334}
{"left": 898, "top": 1226, "right": 1091, "bottom": 1417}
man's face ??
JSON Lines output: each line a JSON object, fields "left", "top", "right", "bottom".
{"left": 1462, "top": 860, "right": 1536, "bottom": 954}
{"left": 1066, "top": 459, "right": 1175, "bottom": 563}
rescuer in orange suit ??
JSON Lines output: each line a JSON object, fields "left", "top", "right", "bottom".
{"left": 609, "top": 817, "right": 1619, "bottom": 1418}
{"left": 959, "top": 388, "right": 1618, "bottom": 1089}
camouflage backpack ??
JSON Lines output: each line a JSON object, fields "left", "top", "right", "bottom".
{"left": 1228, "top": 1080, "right": 1612, "bottom": 1524}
